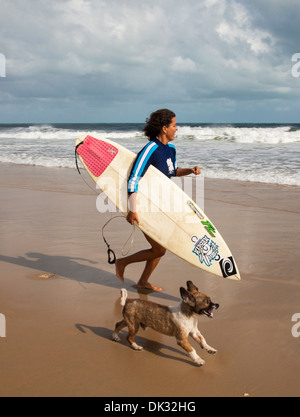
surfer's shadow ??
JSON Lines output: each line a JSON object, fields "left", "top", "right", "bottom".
{"left": 75, "top": 323, "right": 193, "bottom": 366}
{"left": 0, "top": 251, "right": 130, "bottom": 288}
{"left": 0, "top": 252, "right": 179, "bottom": 302}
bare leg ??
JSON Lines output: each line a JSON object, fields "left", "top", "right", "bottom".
{"left": 115, "top": 233, "right": 165, "bottom": 291}
{"left": 190, "top": 330, "right": 217, "bottom": 354}
{"left": 137, "top": 257, "right": 163, "bottom": 291}
{"left": 127, "top": 321, "right": 143, "bottom": 350}
{"left": 177, "top": 336, "right": 205, "bottom": 366}
{"left": 112, "top": 319, "right": 127, "bottom": 342}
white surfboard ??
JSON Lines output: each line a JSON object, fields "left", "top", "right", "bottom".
{"left": 75, "top": 135, "right": 240, "bottom": 280}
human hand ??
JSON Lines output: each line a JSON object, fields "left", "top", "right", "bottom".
{"left": 191, "top": 166, "right": 201, "bottom": 175}
{"left": 126, "top": 211, "right": 140, "bottom": 225}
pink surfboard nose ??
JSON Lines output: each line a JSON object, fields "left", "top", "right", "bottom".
{"left": 76, "top": 135, "right": 118, "bottom": 177}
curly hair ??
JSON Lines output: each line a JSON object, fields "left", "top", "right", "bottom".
{"left": 143, "top": 109, "right": 176, "bottom": 141}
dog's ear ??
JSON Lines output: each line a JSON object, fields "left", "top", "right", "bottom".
{"left": 186, "top": 281, "right": 198, "bottom": 293}
{"left": 180, "top": 287, "right": 196, "bottom": 306}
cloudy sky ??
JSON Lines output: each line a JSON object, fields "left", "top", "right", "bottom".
{"left": 0, "top": 0, "right": 299, "bottom": 123}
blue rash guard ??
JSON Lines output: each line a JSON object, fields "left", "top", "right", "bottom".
{"left": 128, "top": 138, "right": 178, "bottom": 194}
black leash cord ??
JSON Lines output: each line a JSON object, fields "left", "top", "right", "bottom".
{"left": 101, "top": 216, "right": 124, "bottom": 265}
{"left": 75, "top": 142, "right": 133, "bottom": 265}
{"left": 102, "top": 234, "right": 116, "bottom": 265}
{"left": 75, "top": 142, "right": 83, "bottom": 175}
{"left": 101, "top": 216, "right": 135, "bottom": 265}
{"left": 75, "top": 141, "right": 100, "bottom": 195}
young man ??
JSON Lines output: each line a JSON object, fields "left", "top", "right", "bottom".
{"left": 115, "top": 109, "right": 201, "bottom": 291}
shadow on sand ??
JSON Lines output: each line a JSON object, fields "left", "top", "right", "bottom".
{"left": 0, "top": 252, "right": 180, "bottom": 302}
{"left": 1, "top": 251, "right": 188, "bottom": 363}
{"left": 75, "top": 323, "right": 194, "bottom": 366}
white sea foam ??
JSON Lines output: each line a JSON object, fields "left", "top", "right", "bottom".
{"left": 0, "top": 123, "right": 299, "bottom": 186}
{"left": 0, "top": 153, "right": 74, "bottom": 169}
{"left": 0, "top": 126, "right": 85, "bottom": 141}
{"left": 202, "top": 167, "right": 300, "bottom": 186}
{"left": 0, "top": 125, "right": 143, "bottom": 142}
{"left": 177, "top": 125, "right": 300, "bottom": 144}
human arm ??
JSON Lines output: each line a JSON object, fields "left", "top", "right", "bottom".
{"left": 127, "top": 192, "right": 140, "bottom": 225}
{"left": 127, "top": 143, "right": 159, "bottom": 225}
{"left": 176, "top": 166, "right": 201, "bottom": 176}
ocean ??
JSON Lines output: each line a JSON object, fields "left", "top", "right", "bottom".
{"left": 0, "top": 123, "right": 299, "bottom": 186}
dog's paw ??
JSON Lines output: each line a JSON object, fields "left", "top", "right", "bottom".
{"left": 131, "top": 342, "right": 143, "bottom": 351}
{"left": 194, "top": 357, "right": 205, "bottom": 367}
{"left": 190, "top": 350, "right": 205, "bottom": 366}
{"left": 112, "top": 333, "right": 121, "bottom": 342}
{"left": 207, "top": 347, "right": 217, "bottom": 355}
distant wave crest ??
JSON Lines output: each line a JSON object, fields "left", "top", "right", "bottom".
{"left": 0, "top": 123, "right": 299, "bottom": 186}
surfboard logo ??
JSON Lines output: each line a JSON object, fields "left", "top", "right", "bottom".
{"left": 191, "top": 235, "right": 219, "bottom": 267}
{"left": 219, "top": 257, "right": 237, "bottom": 278}
{"left": 187, "top": 200, "right": 204, "bottom": 220}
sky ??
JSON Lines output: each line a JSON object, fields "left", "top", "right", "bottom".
{"left": 0, "top": 0, "right": 300, "bottom": 123}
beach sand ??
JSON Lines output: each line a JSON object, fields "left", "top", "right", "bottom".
{"left": 0, "top": 163, "right": 299, "bottom": 397}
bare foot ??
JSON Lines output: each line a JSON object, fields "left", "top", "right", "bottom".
{"left": 115, "top": 259, "right": 125, "bottom": 282}
{"left": 137, "top": 282, "right": 162, "bottom": 292}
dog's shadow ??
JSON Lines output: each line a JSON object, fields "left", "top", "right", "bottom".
{"left": 75, "top": 323, "right": 196, "bottom": 366}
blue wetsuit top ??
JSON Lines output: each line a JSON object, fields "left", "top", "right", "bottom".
{"left": 128, "top": 138, "right": 178, "bottom": 193}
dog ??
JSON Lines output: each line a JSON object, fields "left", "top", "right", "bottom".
{"left": 112, "top": 280, "right": 219, "bottom": 366}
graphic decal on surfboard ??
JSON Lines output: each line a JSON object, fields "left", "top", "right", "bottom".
{"left": 219, "top": 257, "right": 237, "bottom": 278}
{"left": 187, "top": 200, "right": 204, "bottom": 220}
{"left": 191, "top": 235, "right": 219, "bottom": 267}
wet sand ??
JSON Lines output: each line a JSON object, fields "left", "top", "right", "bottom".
{"left": 0, "top": 163, "right": 299, "bottom": 397}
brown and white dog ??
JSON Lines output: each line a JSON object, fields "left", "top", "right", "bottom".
{"left": 112, "top": 281, "right": 219, "bottom": 366}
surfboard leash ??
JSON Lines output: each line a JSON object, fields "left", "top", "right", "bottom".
{"left": 75, "top": 142, "right": 135, "bottom": 265}
{"left": 101, "top": 216, "right": 136, "bottom": 265}
{"left": 102, "top": 230, "right": 117, "bottom": 265}
{"left": 75, "top": 142, "right": 83, "bottom": 176}
{"left": 75, "top": 141, "right": 100, "bottom": 195}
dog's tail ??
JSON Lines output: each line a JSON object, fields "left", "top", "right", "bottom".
{"left": 120, "top": 288, "right": 128, "bottom": 306}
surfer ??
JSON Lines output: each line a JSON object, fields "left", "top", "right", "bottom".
{"left": 115, "top": 109, "right": 201, "bottom": 291}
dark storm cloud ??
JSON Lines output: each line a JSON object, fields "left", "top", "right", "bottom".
{"left": 0, "top": 0, "right": 299, "bottom": 122}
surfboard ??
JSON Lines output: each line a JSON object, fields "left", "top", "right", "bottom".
{"left": 75, "top": 135, "right": 241, "bottom": 281}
